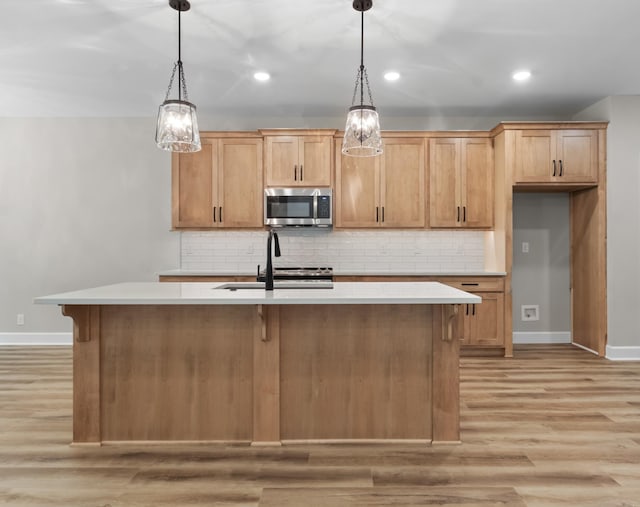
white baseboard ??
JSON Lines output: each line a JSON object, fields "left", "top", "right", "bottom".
{"left": 0, "top": 332, "right": 72, "bottom": 346}
{"left": 605, "top": 345, "right": 640, "bottom": 361}
{"left": 513, "top": 332, "right": 571, "bottom": 344}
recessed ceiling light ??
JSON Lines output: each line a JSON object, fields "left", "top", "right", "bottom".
{"left": 253, "top": 71, "right": 270, "bottom": 82}
{"left": 384, "top": 71, "right": 401, "bottom": 81}
{"left": 512, "top": 70, "right": 531, "bottom": 82}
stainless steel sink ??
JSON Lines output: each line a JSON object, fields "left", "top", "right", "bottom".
{"left": 216, "top": 282, "right": 333, "bottom": 290}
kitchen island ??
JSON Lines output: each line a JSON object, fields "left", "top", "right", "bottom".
{"left": 35, "top": 282, "right": 479, "bottom": 446}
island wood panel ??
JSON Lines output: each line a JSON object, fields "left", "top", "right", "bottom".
{"left": 432, "top": 305, "right": 460, "bottom": 442}
{"left": 278, "top": 304, "right": 433, "bottom": 441}
{"left": 253, "top": 305, "right": 281, "bottom": 445}
{"left": 99, "top": 305, "right": 255, "bottom": 442}
{"left": 62, "top": 305, "right": 101, "bottom": 444}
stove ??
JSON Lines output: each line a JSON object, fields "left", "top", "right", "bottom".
{"left": 257, "top": 266, "right": 333, "bottom": 282}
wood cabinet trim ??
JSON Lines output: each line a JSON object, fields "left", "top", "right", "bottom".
{"left": 199, "top": 131, "right": 261, "bottom": 138}
{"left": 491, "top": 122, "right": 609, "bottom": 135}
{"left": 259, "top": 129, "right": 337, "bottom": 136}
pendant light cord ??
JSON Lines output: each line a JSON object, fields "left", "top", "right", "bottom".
{"left": 359, "top": 9, "right": 364, "bottom": 107}
{"left": 177, "top": 8, "right": 182, "bottom": 102}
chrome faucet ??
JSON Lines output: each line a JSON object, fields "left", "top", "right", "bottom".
{"left": 265, "top": 229, "right": 281, "bottom": 291}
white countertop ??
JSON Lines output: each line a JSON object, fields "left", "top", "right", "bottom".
{"left": 157, "top": 269, "right": 507, "bottom": 277}
{"left": 35, "top": 282, "right": 481, "bottom": 306}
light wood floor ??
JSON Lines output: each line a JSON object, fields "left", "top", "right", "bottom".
{"left": 1, "top": 344, "right": 639, "bottom": 506}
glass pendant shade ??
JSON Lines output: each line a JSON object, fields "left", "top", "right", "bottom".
{"left": 343, "top": 0, "right": 382, "bottom": 157}
{"left": 156, "top": 0, "right": 201, "bottom": 153}
{"left": 155, "top": 99, "right": 201, "bottom": 152}
{"left": 342, "top": 104, "right": 382, "bottom": 156}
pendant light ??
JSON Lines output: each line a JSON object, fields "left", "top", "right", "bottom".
{"left": 342, "top": 0, "right": 382, "bottom": 157}
{"left": 155, "top": 0, "right": 201, "bottom": 153}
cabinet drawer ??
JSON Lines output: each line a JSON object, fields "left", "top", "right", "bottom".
{"left": 438, "top": 277, "right": 504, "bottom": 292}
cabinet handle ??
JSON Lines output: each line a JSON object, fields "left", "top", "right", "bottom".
{"left": 382, "top": 207, "right": 385, "bottom": 223}
{"left": 300, "top": 164, "right": 303, "bottom": 180}
{"left": 376, "top": 206, "right": 379, "bottom": 222}
{"left": 465, "top": 304, "right": 469, "bottom": 315}
{"left": 559, "top": 160, "right": 563, "bottom": 177}
{"left": 457, "top": 206, "right": 460, "bottom": 222}
{"left": 552, "top": 160, "right": 557, "bottom": 177}
{"left": 294, "top": 165, "right": 297, "bottom": 181}
{"left": 461, "top": 282, "right": 479, "bottom": 286}
{"left": 213, "top": 207, "right": 216, "bottom": 223}
{"left": 463, "top": 206, "right": 466, "bottom": 222}
{"left": 219, "top": 206, "right": 223, "bottom": 222}
{"left": 472, "top": 304, "right": 476, "bottom": 316}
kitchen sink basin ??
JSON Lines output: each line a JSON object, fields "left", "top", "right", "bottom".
{"left": 216, "top": 282, "right": 333, "bottom": 290}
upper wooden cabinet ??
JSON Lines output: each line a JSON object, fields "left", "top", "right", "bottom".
{"left": 335, "top": 138, "right": 426, "bottom": 228}
{"left": 429, "top": 138, "right": 493, "bottom": 228}
{"left": 172, "top": 136, "right": 263, "bottom": 229}
{"left": 263, "top": 131, "right": 334, "bottom": 187}
{"left": 514, "top": 129, "right": 598, "bottom": 184}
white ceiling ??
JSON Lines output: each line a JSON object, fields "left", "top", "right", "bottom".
{"left": 3, "top": 0, "right": 640, "bottom": 119}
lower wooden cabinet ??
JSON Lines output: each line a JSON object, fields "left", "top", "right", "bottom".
{"left": 459, "top": 292, "right": 504, "bottom": 347}
{"left": 436, "top": 278, "right": 505, "bottom": 348}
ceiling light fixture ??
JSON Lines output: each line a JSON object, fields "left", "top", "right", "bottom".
{"left": 384, "top": 71, "right": 400, "bottom": 81}
{"left": 512, "top": 70, "right": 531, "bottom": 82}
{"left": 342, "top": 0, "right": 382, "bottom": 157}
{"left": 155, "top": 0, "right": 201, "bottom": 153}
{"left": 254, "top": 71, "right": 271, "bottom": 82}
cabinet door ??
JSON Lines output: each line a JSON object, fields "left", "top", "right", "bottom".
{"left": 464, "top": 292, "right": 504, "bottom": 346}
{"left": 334, "top": 140, "right": 380, "bottom": 227}
{"left": 555, "top": 130, "right": 598, "bottom": 183}
{"left": 172, "top": 138, "right": 216, "bottom": 228}
{"left": 299, "top": 136, "right": 332, "bottom": 186}
{"left": 265, "top": 136, "right": 298, "bottom": 186}
{"left": 429, "top": 138, "right": 460, "bottom": 227}
{"left": 461, "top": 138, "right": 493, "bottom": 228}
{"left": 514, "top": 130, "right": 555, "bottom": 183}
{"left": 381, "top": 138, "right": 425, "bottom": 227}
{"left": 217, "top": 139, "right": 263, "bottom": 228}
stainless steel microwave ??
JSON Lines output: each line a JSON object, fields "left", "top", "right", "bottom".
{"left": 264, "top": 188, "right": 332, "bottom": 227}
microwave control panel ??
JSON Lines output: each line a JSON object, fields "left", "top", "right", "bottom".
{"left": 317, "top": 195, "right": 331, "bottom": 219}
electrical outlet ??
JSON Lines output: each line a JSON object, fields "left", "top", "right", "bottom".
{"left": 522, "top": 242, "right": 529, "bottom": 253}
{"left": 17, "top": 313, "right": 25, "bottom": 326}
{"left": 521, "top": 305, "right": 539, "bottom": 321}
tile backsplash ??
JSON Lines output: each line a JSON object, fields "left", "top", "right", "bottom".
{"left": 181, "top": 229, "right": 485, "bottom": 273}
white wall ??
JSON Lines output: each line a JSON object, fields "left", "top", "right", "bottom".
{"left": 0, "top": 118, "right": 179, "bottom": 334}
{"left": 512, "top": 193, "right": 571, "bottom": 338}
{"left": 574, "top": 96, "right": 640, "bottom": 353}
